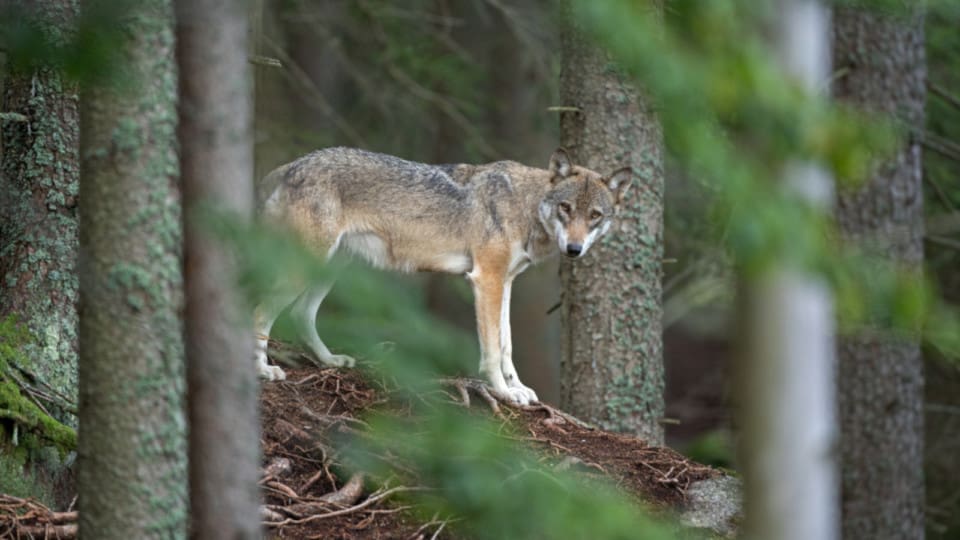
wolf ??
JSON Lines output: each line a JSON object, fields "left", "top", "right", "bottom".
{"left": 254, "top": 147, "right": 632, "bottom": 405}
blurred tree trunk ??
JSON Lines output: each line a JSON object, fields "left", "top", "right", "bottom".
{"left": 558, "top": 7, "right": 665, "bottom": 443}
{"left": 176, "top": 0, "right": 262, "bottom": 537}
{"left": 832, "top": 5, "right": 926, "bottom": 539}
{"left": 77, "top": 0, "right": 187, "bottom": 537}
{"left": 738, "top": 2, "right": 837, "bottom": 540}
{"left": 0, "top": 0, "right": 80, "bottom": 421}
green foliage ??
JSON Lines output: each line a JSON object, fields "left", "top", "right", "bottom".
{"left": 682, "top": 430, "right": 735, "bottom": 470}
{"left": 0, "top": 451, "right": 55, "bottom": 506}
{"left": 351, "top": 390, "right": 675, "bottom": 540}
{"left": 316, "top": 266, "right": 477, "bottom": 382}
{"left": 203, "top": 207, "right": 476, "bottom": 381}
{"left": 0, "top": 0, "right": 130, "bottom": 86}
{"left": 200, "top": 207, "right": 333, "bottom": 307}
{"left": 924, "top": 2, "right": 960, "bottom": 310}
{"left": 572, "top": 0, "right": 960, "bottom": 356}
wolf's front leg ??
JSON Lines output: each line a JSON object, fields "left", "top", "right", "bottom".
{"left": 468, "top": 252, "right": 535, "bottom": 406}
{"left": 498, "top": 280, "right": 538, "bottom": 404}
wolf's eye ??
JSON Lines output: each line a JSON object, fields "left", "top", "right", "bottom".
{"left": 558, "top": 202, "right": 572, "bottom": 215}
{"left": 590, "top": 210, "right": 603, "bottom": 221}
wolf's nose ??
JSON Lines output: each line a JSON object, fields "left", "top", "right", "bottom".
{"left": 566, "top": 243, "right": 582, "bottom": 257}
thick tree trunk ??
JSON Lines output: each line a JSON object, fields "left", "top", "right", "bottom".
{"left": 833, "top": 6, "right": 926, "bottom": 540}
{"left": 76, "top": 0, "right": 187, "bottom": 537}
{"left": 0, "top": 0, "right": 80, "bottom": 419}
{"left": 176, "top": 0, "right": 262, "bottom": 537}
{"left": 558, "top": 11, "right": 665, "bottom": 443}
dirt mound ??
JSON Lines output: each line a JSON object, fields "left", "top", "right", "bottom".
{"left": 259, "top": 367, "right": 716, "bottom": 539}
{"left": 0, "top": 356, "right": 720, "bottom": 539}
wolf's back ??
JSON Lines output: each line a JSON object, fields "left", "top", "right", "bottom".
{"left": 257, "top": 147, "right": 469, "bottom": 216}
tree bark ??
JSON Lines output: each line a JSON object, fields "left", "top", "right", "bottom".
{"left": 832, "top": 6, "right": 926, "bottom": 539}
{"left": 76, "top": 0, "right": 187, "bottom": 537}
{"left": 0, "top": 0, "right": 80, "bottom": 420}
{"left": 176, "top": 0, "right": 261, "bottom": 537}
{"left": 558, "top": 8, "right": 665, "bottom": 443}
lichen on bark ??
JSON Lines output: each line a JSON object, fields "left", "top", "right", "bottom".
{"left": 0, "top": 0, "right": 81, "bottom": 425}
{"left": 76, "top": 0, "right": 187, "bottom": 536}
{"left": 558, "top": 5, "right": 666, "bottom": 444}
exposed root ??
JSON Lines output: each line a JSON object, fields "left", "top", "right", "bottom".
{"left": 263, "top": 485, "right": 426, "bottom": 527}
{"left": 519, "top": 402, "right": 595, "bottom": 430}
{"left": 318, "top": 472, "right": 365, "bottom": 506}
{"left": 439, "top": 377, "right": 502, "bottom": 414}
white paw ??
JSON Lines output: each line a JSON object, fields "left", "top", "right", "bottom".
{"left": 507, "top": 381, "right": 539, "bottom": 404}
{"left": 320, "top": 353, "right": 355, "bottom": 368}
{"left": 490, "top": 384, "right": 537, "bottom": 406}
{"left": 258, "top": 364, "right": 287, "bottom": 382}
{"left": 503, "top": 373, "right": 539, "bottom": 404}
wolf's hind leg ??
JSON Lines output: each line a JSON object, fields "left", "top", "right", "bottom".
{"left": 290, "top": 281, "right": 355, "bottom": 368}
{"left": 254, "top": 287, "right": 303, "bottom": 381}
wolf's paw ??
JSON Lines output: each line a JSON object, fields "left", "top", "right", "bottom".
{"left": 320, "top": 353, "right": 356, "bottom": 368}
{"left": 489, "top": 384, "right": 538, "bottom": 406}
{"left": 259, "top": 364, "right": 287, "bottom": 382}
{"left": 505, "top": 378, "right": 539, "bottom": 404}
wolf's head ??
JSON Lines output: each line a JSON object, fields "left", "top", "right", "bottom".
{"left": 538, "top": 148, "right": 633, "bottom": 259}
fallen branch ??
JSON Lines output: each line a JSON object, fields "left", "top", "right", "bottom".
{"left": 17, "top": 522, "right": 77, "bottom": 538}
{"left": 0, "top": 495, "right": 78, "bottom": 538}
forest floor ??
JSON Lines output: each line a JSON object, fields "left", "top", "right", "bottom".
{"left": 258, "top": 340, "right": 721, "bottom": 540}
{"left": 0, "top": 343, "right": 724, "bottom": 539}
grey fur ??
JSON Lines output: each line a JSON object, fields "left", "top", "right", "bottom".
{"left": 253, "top": 147, "right": 632, "bottom": 406}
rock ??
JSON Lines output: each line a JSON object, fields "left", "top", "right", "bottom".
{"left": 678, "top": 475, "right": 742, "bottom": 538}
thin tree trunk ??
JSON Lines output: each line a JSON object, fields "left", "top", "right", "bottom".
{"left": 558, "top": 7, "right": 665, "bottom": 443}
{"left": 0, "top": 0, "right": 80, "bottom": 420}
{"left": 737, "top": 2, "right": 838, "bottom": 540}
{"left": 176, "top": 0, "right": 261, "bottom": 537}
{"left": 77, "top": 0, "right": 187, "bottom": 537}
{"left": 833, "top": 5, "right": 926, "bottom": 539}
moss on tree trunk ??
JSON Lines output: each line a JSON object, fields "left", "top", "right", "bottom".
{"left": 558, "top": 7, "right": 665, "bottom": 444}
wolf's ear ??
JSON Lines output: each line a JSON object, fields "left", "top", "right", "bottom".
{"left": 607, "top": 167, "right": 634, "bottom": 204}
{"left": 549, "top": 148, "right": 572, "bottom": 181}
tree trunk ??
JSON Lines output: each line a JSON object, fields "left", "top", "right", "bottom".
{"left": 737, "top": 3, "right": 838, "bottom": 540}
{"left": 832, "top": 6, "right": 926, "bottom": 539}
{"left": 557, "top": 8, "right": 665, "bottom": 443}
{"left": 0, "top": 0, "right": 80, "bottom": 420}
{"left": 76, "top": 0, "right": 187, "bottom": 537}
{"left": 176, "top": 0, "right": 262, "bottom": 537}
